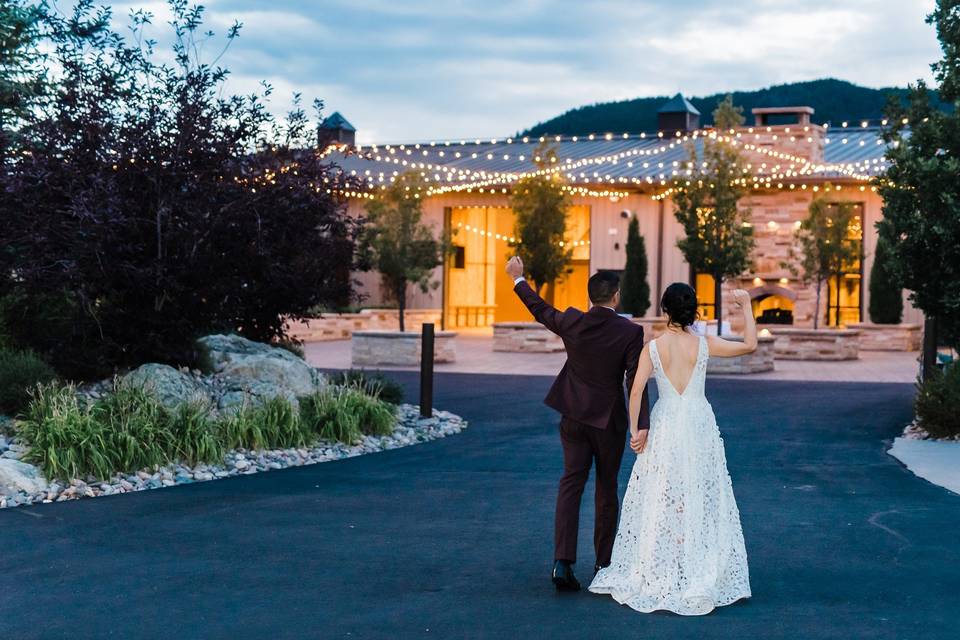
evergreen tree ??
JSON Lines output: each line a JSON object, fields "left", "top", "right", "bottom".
{"left": 868, "top": 235, "right": 903, "bottom": 324}
{"left": 620, "top": 216, "right": 650, "bottom": 317}
{"left": 878, "top": 0, "right": 960, "bottom": 347}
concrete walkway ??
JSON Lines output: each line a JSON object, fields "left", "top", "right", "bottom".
{"left": 0, "top": 373, "right": 955, "bottom": 639}
{"left": 305, "top": 332, "right": 920, "bottom": 383}
{"left": 889, "top": 437, "right": 960, "bottom": 495}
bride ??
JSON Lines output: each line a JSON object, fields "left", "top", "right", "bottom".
{"left": 589, "top": 282, "right": 755, "bottom": 615}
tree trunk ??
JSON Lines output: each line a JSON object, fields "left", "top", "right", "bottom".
{"left": 813, "top": 278, "right": 822, "bottom": 330}
{"left": 545, "top": 281, "right": 555, "bottom": 306}
{"left": 922, "top": 315, "right": 938, "bottom": 382}
{"left": 714, "top": 275, "right": 723, "bottom": 337}
{"left": 397, "top": 284, "right": 407, "bottom": 333}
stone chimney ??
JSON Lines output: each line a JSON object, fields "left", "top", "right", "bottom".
{"left": 744, "top": 106, "right": 824, "bottom": 164}
{"left": 657, "top": 93, "right": 700, "bottom": 133}
{"left": 751, "top": 106, "right": 814, "bottom": 127}
{"left": 318, "top": 111, "right": 356, "bottom": 146}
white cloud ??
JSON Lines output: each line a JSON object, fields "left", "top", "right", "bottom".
{"left": 71, "top": 0, "right": 943, "bottom": 141}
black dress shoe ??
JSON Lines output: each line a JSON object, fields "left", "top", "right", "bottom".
{"left": 552, "top": 560, "right": 581, "bottom": 592}
{"left": 594, "top": 563, "right": 610, "bottom": 576}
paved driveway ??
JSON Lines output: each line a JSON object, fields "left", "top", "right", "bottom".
{"left": 0, "top": 374, "right": 955, "bottom": 639}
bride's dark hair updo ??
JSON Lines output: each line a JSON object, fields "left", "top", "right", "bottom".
{"left": 661, "top": 282, "right": 699, "bottom": 329}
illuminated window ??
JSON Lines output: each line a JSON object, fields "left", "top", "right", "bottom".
{"left": 694, "top": 273, "right": 715, "bottom": 320}
{"left": 826, "top": 205, "right": 864, "bottom": 326}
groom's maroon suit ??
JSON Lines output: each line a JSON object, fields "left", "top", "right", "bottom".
{"left": 513, "top": 280, "right": 650, "bottom": 567}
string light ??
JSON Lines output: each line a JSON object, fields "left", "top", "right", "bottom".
{"left": 332, "top": 121, "right": 891, "bottom": 201}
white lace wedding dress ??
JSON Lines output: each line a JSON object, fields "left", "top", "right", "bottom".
{"left": 589, "top": 335, "right": 751, "bottom": 615}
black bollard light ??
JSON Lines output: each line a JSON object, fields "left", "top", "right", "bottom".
{"left": 420, "top": 322, "right": 435, "bottom": 418}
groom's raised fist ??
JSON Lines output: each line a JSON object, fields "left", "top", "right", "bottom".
{"left": 506, "top": 255, "right": 524, "bottom": 279}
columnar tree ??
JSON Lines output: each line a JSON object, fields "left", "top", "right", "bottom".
{"left": 671, "top": 96, "right": 755, "bottom": 335}
{"left": 511, "top": 142, "right": 572, "bottom": 300}
{"left": 359, "top": 173, "right": 443, "bottom": 332}
{"left": 620, "top": 216, "right": 651, "bottom": 316}
{"left": 785, "top": 195, "right": 862, "bottom": 329}
{"left": 878, "top": 0, "right": 960, "bottom": 355}
{"left": 868, "top": 235, "right": 903, "bottom": 324}
{"left": 0, "top": 1, "right": 356, "bottom": 377}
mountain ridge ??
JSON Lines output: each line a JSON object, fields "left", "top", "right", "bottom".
{"left": 521, "top": 78, "right": 951, "bottom": 136}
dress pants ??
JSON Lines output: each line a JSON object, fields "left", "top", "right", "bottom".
{"left": 554, "top": 416, "right": 627, "bottom": 566}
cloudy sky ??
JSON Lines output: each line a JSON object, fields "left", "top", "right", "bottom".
{"left": 102, "top": 0, "right": 941, "bottom": 143}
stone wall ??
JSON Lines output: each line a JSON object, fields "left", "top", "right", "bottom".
{"left": 847, "top": 323, "right": 922, "bottom": 351}
{"left": 492, "top": 323, "right": 564, "bottom": 353}
{"left": 287, "top": 309, "right": 443, "bottom": 342}
{"left": 765, "top": 327, "right": 860, "bottom": 360}
{"left": 351, "top": 330, "right": 457, "bottom": 367}
{"left": 707, "top": 335, "right": 776, "bottom": 374}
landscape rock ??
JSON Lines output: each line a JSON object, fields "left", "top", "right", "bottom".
{"left": 0, "top": 459, "right": 48, "bottom": 496}
{"left": 122, "top": 363, "right": 205, "bottom": 410}
{"left": 196, "top": 334, "right": 321, "bottom": 407}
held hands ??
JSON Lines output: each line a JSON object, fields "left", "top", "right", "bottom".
{"left": 630, "top": 428, "right": 648, "bottom": 454}
{"left": 506, "top": 255, "right": 524, "bottom": 280}
{"left": 731, "top": 289, "right": 750, "bottom": 308}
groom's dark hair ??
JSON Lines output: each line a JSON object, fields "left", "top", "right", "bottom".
{"left": 588, "top": 270, "right": 620, "bottom": 305}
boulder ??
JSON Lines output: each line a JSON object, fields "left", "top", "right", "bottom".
{"left": 0, "top": 458, "right": 48, "bottom": 496}
{"left": 196, "top": 334, "right": 322, "bottom": 406}
{"left": 122, "top": 363, "right": 205, "bottom": 410}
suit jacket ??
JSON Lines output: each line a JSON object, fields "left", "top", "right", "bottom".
{"left": 514, "top": 280, "right": 650, "bottom": 431}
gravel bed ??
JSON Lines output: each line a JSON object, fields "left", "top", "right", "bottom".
{"left": 0, "top": 404, "right": 466, "bottom": 509}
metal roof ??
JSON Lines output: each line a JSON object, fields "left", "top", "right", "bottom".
{"left": 657, "top": 93, "right": 700, "bottom": 115}
{"left": 320, "top": 112, "right": 356, "bottom": 132}
{"left": 327, "top": 125, "right": 890, "bottom": 193}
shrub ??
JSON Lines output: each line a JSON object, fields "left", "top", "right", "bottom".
{"left": 915, "top": 365, "right": 960, "bottom": 439}
{"left": 218, "top": 396, "right": 310, "bottom": 451}
{"left": 301, "top": 384, "right": 396, "bottom": 443}
{"left": 19, "top": 383, "right": 111, "bottom": 480}
{"left": 93, "top": 383, "right": 179, "bottom": 473}
{"left": 330, "top": 370, "right": 405, "bottom": 405}
{"left": 171, "top": 401, "right": 224, "bottom": 466}
{"left": 19, "top": 381, "right": 226, "bottom": 480}
{"left": 0, "top": 4, "right": 357, "bottom": 378}
{"left": 868, "top": 235, "right": 903, "bottom": 324}
{"left": 0, "top": 348, "right": 57, "bottom": 414}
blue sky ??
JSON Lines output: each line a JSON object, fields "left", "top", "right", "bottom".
{"left": 105, "top": 0, "right": 941, "bottom": 143}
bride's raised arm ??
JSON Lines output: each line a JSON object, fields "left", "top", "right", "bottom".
{"left": 707, "top": 289, "right": 758, "bottom": 358}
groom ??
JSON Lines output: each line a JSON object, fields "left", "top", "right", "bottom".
{"left": 506, "top": 256, "right": 649, "bottom": 592}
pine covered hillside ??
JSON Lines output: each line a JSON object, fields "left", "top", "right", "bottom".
{"left": 522, "top": 78, "right": 952, "bottom": 136}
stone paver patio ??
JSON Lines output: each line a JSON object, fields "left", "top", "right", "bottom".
{"left": 304, "top": 329, "right": 920, "bottom": 383}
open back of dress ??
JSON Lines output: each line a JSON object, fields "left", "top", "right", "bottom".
{"left": 589, "top": 335, "right": 751, "bottom": 615}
